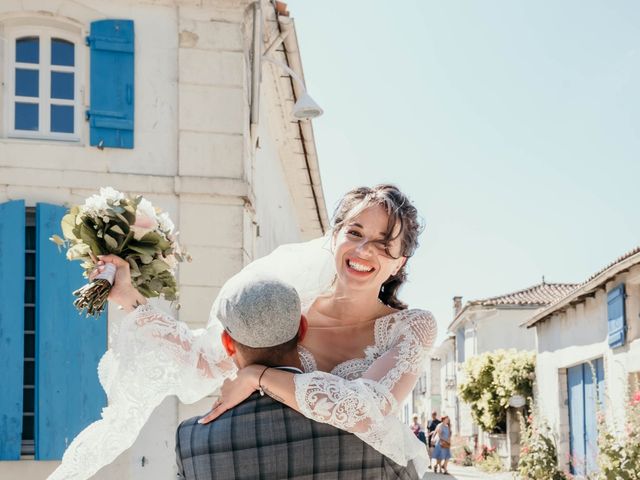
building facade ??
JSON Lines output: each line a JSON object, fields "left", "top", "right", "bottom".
{"left": 0, "top": 1, "right": 327, "bottom": 478}
{"left": 525, "top": 248, "right": 640, "bottom": 477}
{"left": 447, "top": 283, "right": 577, "bottom": 443}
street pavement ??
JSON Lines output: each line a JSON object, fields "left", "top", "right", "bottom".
{"left": 422, "top": 463, "right": 515, "bottom": 479}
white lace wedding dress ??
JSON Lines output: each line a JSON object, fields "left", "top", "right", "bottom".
{"left": 48, "top": 236, "right": 437, "bottom": 480}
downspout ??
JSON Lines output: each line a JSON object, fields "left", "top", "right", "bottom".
{"left": 249, "top": 1, "right": 262, "bottom": 147}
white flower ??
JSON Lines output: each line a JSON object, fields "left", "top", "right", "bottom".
{"left": 157, "top": 211, "right": 175, "bottom": 234}
{"left": 99, "top": 187, "right": 125, "bottom": 205}
{"left": 136, "top": 198, "right": 158, "bottom": 223}
{"left": 80, "top": 187, "right": 126, "bottom": 216}
{"left": 81, "top": 194, "right": 108, "bottom": 215}
{"left": 132, "top": 197, "right": 159, "bottom": 240}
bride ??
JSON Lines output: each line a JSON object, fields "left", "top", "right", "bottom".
{"left": 49, "top": 184, "right": 437, "bottom": 479}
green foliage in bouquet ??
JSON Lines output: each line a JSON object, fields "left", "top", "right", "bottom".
{"left": 517, "top": 413, "right": 568, "bottom": 480}
{"left": 51, "top": 187, "right": 189, "bottom": 316}
{"left": 458, "top": 349, "right": 535, "bottom": 433}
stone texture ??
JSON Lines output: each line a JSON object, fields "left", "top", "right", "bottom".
{"left": 178, "top": 131, "right": 244, "bottom": 178}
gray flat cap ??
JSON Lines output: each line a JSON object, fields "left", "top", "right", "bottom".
{"left": 215, "top": 273, "right": 301, "bottom": 348}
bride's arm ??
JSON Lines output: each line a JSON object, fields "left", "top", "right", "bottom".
{"left": 95, "top": 255, "right": 235, "bottom": 378}
{"left": 200, "top": 309, "right": 437, "bottom": 431}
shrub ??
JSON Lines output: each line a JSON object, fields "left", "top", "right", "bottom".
{"left": 597, "top": 389, "right": 640, "bottom": 479}
{"left": 475, "top": 444, "right": 504, "bottom": 473}
{"left": 458, "top": 349, "right": 535, "bottom": 433}
{"left": 451, "top": 443, "right": 473, "bottom": 466}
{"left": 517, "top": 413, "right": 569, "bottom": 480}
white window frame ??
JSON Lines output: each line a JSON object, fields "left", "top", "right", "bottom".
{"left": 4, "top": 25, "right": 83, "bottom": 142}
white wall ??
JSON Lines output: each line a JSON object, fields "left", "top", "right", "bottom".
{"left": 0, "top": 0, "right": 324, "bottom": 478}
{"left": 534, "top": 265, "right": 640, "bottom": 468}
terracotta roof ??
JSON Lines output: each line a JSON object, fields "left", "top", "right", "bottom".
{"left": 524, "top": 245, "right": 640, "bottom": 328}
{"left": 583, "top": 246, "right": 640, "bottom": 284}
{"left": 448, "top": 281, "right": 579, "bottom": 332}
{"left": 469, "top": 282, "right": 580, "bottom": 307}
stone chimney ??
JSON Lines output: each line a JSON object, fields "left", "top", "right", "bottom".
{"left": 453, "top": 296, "right": 463, "bottom": 316}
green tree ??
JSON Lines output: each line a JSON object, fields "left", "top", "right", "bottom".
{"left": 458, "top": 349, "right": 535, "bottom": 433}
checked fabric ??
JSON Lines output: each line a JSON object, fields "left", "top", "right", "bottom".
{"left": 176, "top": 392, "right": 419, "bottom": 480}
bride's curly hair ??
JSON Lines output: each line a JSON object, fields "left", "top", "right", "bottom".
{"left": 331, "top": 184, "right": 425, "bottom": 310}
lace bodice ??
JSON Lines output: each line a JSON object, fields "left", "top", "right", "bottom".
{"left": 297, "top": 309, "right": 419, "bottom": 379}
{"left": 293, "top": 309, "right": 437, "bottom": 469}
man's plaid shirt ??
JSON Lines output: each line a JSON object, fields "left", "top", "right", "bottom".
{"left": 176, "top": 392, "right": 419, "bottom": 480}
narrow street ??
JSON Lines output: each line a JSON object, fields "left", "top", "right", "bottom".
{"left": 422, "top": 464, "right": 514, "bottom": 479}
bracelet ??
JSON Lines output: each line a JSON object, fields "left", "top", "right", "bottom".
{"left": 258, "top": 366, "right": 272, "bottom": 396}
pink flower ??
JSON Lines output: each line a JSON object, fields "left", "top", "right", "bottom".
{"left": 632, "top": 391, "right": 640, "bottom": 406}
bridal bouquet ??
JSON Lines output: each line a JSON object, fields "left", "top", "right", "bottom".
{"left": 51, "top": 187, "right": 190, "bottom": 317}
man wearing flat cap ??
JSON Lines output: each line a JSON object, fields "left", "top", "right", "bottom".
{"left": 175, "top": 274, "right": 419, "bottom": 480}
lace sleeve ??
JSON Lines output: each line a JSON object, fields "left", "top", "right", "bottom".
{"left": 48, "top": 304, "right": 236, "bottom": 480}
{"left": 293, "top": 309, "right": 437, "bottom": 473}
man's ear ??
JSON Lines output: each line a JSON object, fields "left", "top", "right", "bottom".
{"left": 297, "top": 314, "right": 308, "bottom": 342}
{"left": 221, "top": 331, "right": 236, "bottom": 356}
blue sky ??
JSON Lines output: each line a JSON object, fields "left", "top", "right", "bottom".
{"left": 287, "top": 1, "right": 640, "bottom": 342}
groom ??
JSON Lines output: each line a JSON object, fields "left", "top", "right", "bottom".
{"left": 175, "top": 274, "right": 419, "bottom": 480}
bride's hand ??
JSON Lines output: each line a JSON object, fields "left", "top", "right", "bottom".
{"left": 198, "top": 365, "right": 264, "bottom": 424}
{"left": 91, "top": 255, "right": 146, "bottom": 311}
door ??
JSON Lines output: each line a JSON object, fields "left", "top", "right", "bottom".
{"left": 567, "top": 358, "right": 605, "bottom": 477}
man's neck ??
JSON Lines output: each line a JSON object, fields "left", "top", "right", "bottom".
{"left": 239, "top": 352, "right": 303, "bottom": 371}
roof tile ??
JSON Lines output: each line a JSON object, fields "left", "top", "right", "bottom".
{"left": 470, "top": 282, "right": 580, "bottom": 307}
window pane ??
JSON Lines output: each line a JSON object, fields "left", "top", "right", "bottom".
{"left": 51, "top": 71, "right": 74, "bottom": 100}
{"left": 22, "top": 380, "right": 34, "bottom": 412}
{"left": 24, "top": 334, "right": 35, "bottom": 358}
{"left": 51, "top": 105, "right": 74, "bottom": 133}
{"left": 24, "top": 307, "right": 35, "bottom": 331}
{"left": 16, "top": 37, "right": 39, "bottom": 64}
{"left": 15, "top": 102, "right": 39, "bottom": 131}
{"left": 25, "top": 252, "right": 35, "bottom": 277}
{"left": 23, "top": 359, "right": 35, "bottom": 387}
{"left": 51, "top": 38, "right": 74, "bottom": 66}
{"left": 26, "top": 224, "right": 36, "bottom": 250}
{"left": 21, "top": 415, "right": 33, "bottom": 442}
{"left": 15, "top": 68, "right": 39, "bottom": 97}
{"left": 25, "top": 278, "right": 35, "bottom": 304}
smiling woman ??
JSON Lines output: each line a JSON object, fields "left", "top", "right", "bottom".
{"left": 331, "top": 185, "right": 424, "bottom": 309}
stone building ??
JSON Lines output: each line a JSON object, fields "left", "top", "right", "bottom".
{"left": 0, "top": 0, "right": 327, "bottom": 478}
{"left": 524, "top": 247, "right": 640, "bottom": 477}
{"left": 446, "top": 283, "right": 577, "bottom": 444}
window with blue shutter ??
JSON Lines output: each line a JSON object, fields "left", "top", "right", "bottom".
{"left": 607, "top": 284, "right": 626, "bottom": 348}
{"left": 35, "top": 203, "right": 107, "bottom": 460}
{"left": 456, "top": 327, "right": 465, "bottom": 363}
{"left": 0, "top": 200, "right": 26, "bottom": 460}
{"left": 87, "top": 19, "right": 135, "bottom": 149}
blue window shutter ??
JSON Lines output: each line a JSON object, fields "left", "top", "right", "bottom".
{"left": 607, "top": 284, "right": 626, "bottom": 348}
{"left": 35, "top": 204, "right": 107, "bottom": 460}
{"left": 87, "top": 19, "right": 134, "bottom": 149}
{"left": 0, "top": 200, "right": 25, "bottom": 460}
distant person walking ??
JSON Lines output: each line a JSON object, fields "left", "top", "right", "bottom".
{"left": 432, "top": 415, "right": 451, "bottom": 474}
{"left": 426, "top": 411, "right": 441, "bottom": 469}
{"left": 411, "top": 414, "right": 428, "bottom": 447}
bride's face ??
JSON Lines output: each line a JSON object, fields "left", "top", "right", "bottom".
{"left": 333, "top": 204, "right": 407, "bottom": 294}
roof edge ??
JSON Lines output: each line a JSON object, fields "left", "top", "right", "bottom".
{"left": 523, "top": 250, "right": 640, "bottom": 329}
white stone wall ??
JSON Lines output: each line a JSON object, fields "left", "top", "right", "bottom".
{"left": 0, "top": 0, "right": 324, "bottom": 478}
{"left": 476, "top": 308, "right": 537, "bottom": 353}
{"left": 534, "top": 264, "right": 640, "bottom": 469}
